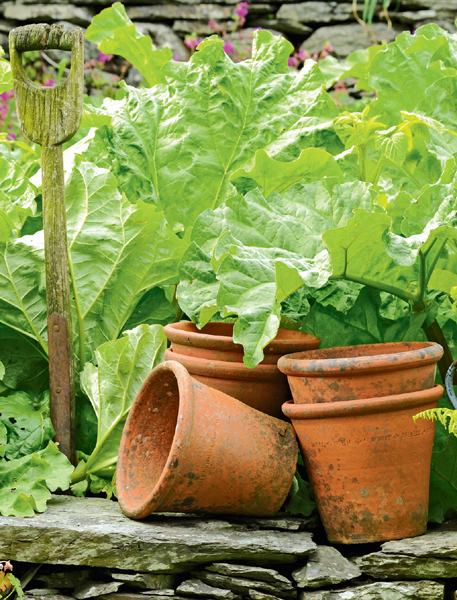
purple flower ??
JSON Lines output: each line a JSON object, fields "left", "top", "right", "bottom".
{"left": 98, "top": 52, "right": 113, "bottom": 63}
{"left": 235, "top": 2, "right": 249, "bottom": 18}
{"left": 44, "top": 79, "right": 56, "bottom": 87}
{"left": 223, "top": 40, "right": 235, "bottom": 54}
{"left": 173, "top": 55, "right": 181, "bottom": 61}
{"left": 298, "top": 49, "right": 310, "bottom": 61}
{"left": 184, "top": 37, "right": 203, "bottom": 49}
{"left": 6, "top": 132, "right": 17, "bottom": 141}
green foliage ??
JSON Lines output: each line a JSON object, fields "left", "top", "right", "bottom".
{"left": 72, "top": 324, "right": 166, "bottom": 486}
{"left": 0, "top": 48, "right": 12, "bottom": 95}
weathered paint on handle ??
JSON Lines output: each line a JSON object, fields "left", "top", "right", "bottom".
{"left": 9, "top": 24, "right": 84, "bottom": 465}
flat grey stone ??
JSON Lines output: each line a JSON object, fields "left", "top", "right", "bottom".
{"left": 193, "top": 573, "right": 296, "bottom": 599}
{"left": 206, "top": 564, "right": 291, "bottom": 586}
{"left": 74, "top": 583, "right": 123, "bottom": 600}
{"left": 36, "top": 571, "right": 92, "bottom": 589}
{"left": 100, "top": 595, "right": 152, "bottom": 600}
{"left": 3, "top": 3, "right": 94, "bottom": 25}
{"left": 293, "top": 546, "right": 361, "bottom": 588}
{"left": 353, "top": 551, "right": 457, "bottom": 579}
{"left": 300, "top": 22, "right": 402, "bottom": 59}
{"left": 26, "top": 591, "right": 61, "bottom": 597}
{"left": 249, "top": 18, "right": 312, "bottom": 36}
{"left": 276, "top": 2, "right": 357, "bottom": 25}
{"left": 321, "top": 581, "right": 444, "bottom": 599}
{"left": 0, "top": 496, "right": 316, "bottom": 573}
{"left": 126, "top": 5, "right": 232, "bottom": 22}
{"left": 250, "top": 592, "right": 282, "bottom": 600}
{"left": 395, "top": 9, "right": 437, "bottom": 23}
{"left": 172, "top": 20, "right": 236, "bottom": 36}
{"left": 381, "top": 527, "right": 457, "bottom": 558}
{"left": 24, "top": 596, "right": 75, "bottom": 600}
{"left": 141, "top": 593, "right": 175, "bottom": 597}
{"left": 177, "top": 579, "right": 239, "bottom": 599}
{"left": 298, "top": 594, "right": 329, "bottom": 600}
{"left": 229, "top": 514, "right": 319, "bottom": 532}
{"left": 104, "top": 573, "right": 175, "bottom": 591}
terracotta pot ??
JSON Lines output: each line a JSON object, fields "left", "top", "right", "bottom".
{"left": 164, "top": 322, "right": 321, "bottom": 418}
{"left": 278, "top": 341, "right": 443, "bottom": 404}
{"left": 117, "top": 360, "right": 298, "bottom": 520}
{"left": 283, "top": 384, "right": 443, "bottom": 544}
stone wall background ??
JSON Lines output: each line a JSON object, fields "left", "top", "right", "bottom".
{"left": 1, "top": 0, "right": 456, "bottom": 66}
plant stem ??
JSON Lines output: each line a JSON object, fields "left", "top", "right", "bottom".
{"left": 425, "top": 238, "right": 448, "bottom": 286}
{"left": 412, "top": 250, "right": 427, "bottom": 311}
{"left": 423, "top": 319, "right": 455, "bottom": 384}
{"left": 329, "top": 272, "right": 415, "bottom": 304}
{"left": 372, "top": 156, "right": 385, "bottom": 187}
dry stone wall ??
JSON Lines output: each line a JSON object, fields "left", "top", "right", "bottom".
{"left": 0, "top": 0, "right": 456, "bottom": 64}
{"left": 1, "top": 496, "right": 457, "bottom": 600}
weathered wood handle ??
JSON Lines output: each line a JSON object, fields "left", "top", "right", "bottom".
{"left": 9, "top": 23, "right": 75, "bottom": 52}
{"left": 9, "top": 24, "right": 84, "bottom": 466}
{"left": 9, "top": 24, "right": 84, "bottom": 146}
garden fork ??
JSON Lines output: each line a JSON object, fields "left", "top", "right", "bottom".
{"left": 9, "top": 24, "right": 84, "bottom": 464}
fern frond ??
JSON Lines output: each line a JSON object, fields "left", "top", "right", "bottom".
{"left": 414, "top": 408, "right": 457, "bottom": 437}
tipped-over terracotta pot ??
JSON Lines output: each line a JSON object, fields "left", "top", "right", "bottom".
{"left": 283, "top": 384, "right": 443, "bottom": 544}
{"left": 164, "top": 321, "right": 321, "bottom": 418}
{"left": 278, "top": 341, "right": 443, "bottom": 404}
{"left": 117, "top": 360, "right": 298, "bottom": 520}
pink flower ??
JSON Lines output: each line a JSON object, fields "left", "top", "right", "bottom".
{"left": 223, "top": 40, "right": 235, "bottom": 54}
{"left": 44, "top": 79, "right": 56, "bottom": 87}
{"left": 235, "top": 2, "right": 249, "bottom": 18}
{"left": 6, "top": 133, "right": 17, "bottom": 141}
{"left": 288, "top": 57, "right": 295, "bottom": 67}
{"left": 3, "top": 562, "right": 12, "bottom": 571}
{"left": 184, "top": 37, "right": 203, "bottom": 49}
{"left": 298, "top": 49, "right": 310, "bottom": 61}
{"left": 321, "top": 49, "right": 329, "bottom": 59}
{"left": 208, "top": 19, "right": 220, "bottom": 31}
{"left": 98, "top": 52, "right": 113, "bottom": 63}
{"left": 312, "top": 52, "right": 319, "bottom": 61}
{"left": 173, "top": 55, "right": 181, "bottom": 61}
{"left": 323, "top": 42, "right": 334, "bottom": 53}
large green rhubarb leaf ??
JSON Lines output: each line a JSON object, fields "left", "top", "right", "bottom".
{"left": 0, "top": 390, "right": 54, "bottom": 460}
{"left": 73, "top": 324, "right": 166, "bottom": 484}
{"left": 178, "top": 180, "right": 376, "bottom": 367}
{"left": 85, "top": 2, "right": 171, "bottom": 87}
{"left": 0, "top": 157, "right": 37, "bottom": 239}
{"left": 82, "top": 31, "right": 341, "bottom": 229}
{"left": 0, "top": 441, "right": 73, "bottom": 517}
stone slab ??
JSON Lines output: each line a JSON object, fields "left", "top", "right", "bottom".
{"left": 250, "top": 593, "right": 282, "bottom": 600}
{"left": 293, "top": 546, "right": 361, "bottom": 589}
{"left": 193, "top": 573, "right": 296, "bottom": 599}
{"left": 177, "top": 579, "right": 240, "bottom": 599}
{"left": 299, "top": 581, "right": 445, "bottom": 599}
{"left": 381, "top": 526, "right": 457, "bottom": 558}
{"left": 0, "top": 496, "right": 316, "bottom": 573}
{"left": 126, "top": 5, "right": 232, "bottom": 21}
{"left": 27, "top": 591, "right": 61, "bottom": 596}
{"left": 4, "top": 3, "right": 95, "bottom": 25}
{"left": 206, "top": 564, "right": 291, "bottom": 586}
{"left": 103, "top": 573, "right": 175, "bottom": 591}
{"left": 353, "top": 551, "right": 457, "bottom": 579}
{"left": 74, "top": 582, "right": 123, "bottom": 600}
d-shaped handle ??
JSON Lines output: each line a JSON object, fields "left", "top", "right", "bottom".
{"left": 9, "top": 24, "right": 84, "bottom": 146}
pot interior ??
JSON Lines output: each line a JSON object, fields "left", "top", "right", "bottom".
{"left": 124, "top": 369, "right": 180, "bottom": 508}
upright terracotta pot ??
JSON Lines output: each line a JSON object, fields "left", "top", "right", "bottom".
{"left": 117, "top": 360, "right": 298, "bottom": 520}
{"left": 283, "top": 384, "right": 444, "bottom": 544}
{"left": 278, "top": 341, "right": 443, "bottom": 404}
{"left": 164, "top": 322, "right": 321, "bottom": 418}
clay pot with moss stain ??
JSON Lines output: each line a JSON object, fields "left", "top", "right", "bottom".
{"left": 278, "top": 342, "right": 443, "bottom": 404}
{"left": 283, "top": 384, "right": 443, "bottom": 544}
{"left": 163, "top": 322, "right": 321, "bottom": 418}
{"left": 117, "top": 360, "right": 298, "bottom": 519}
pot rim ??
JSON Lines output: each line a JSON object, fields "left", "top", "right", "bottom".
{"left": 278, "top": 341, "right": 444, "bottom": 376}
{"left": 117, "top": 360, "right": 195, "bottom": 519}
{"left": 282, "top": 384, "right": 444, "bottom": 420}
{"left": 164, "top": 348, "right": 285, "bottom": 380}
{"left": 164, "top": 321, "right": 320, "bottom": 355}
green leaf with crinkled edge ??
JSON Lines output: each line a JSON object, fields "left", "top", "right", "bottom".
{"left": 385, "top": 191, "right": 413, "bottom": 235}
{"left": 82, "top": 30, "right": 341, "bottom": 228}
{"left": 85, "top": 2, "right": 171, "bottom": 87}
{"left": 76, "top": 324, "right": 166, "bottom": 483}
{"left": 0, "top": 390, "right": 54, "bottom": 460}
{"left": 0, "top": 421, "right": 6, "bottom": 458}
{"left": 368, "top": 24, "right": 456, "bottom": 125}
{"left": 0, "top": 324, "right": 48, "bottom": 393}
{"left": 429, "top": 269, "right": 457, "bottom": 294}
{"left": 122, "top": 286, "right": 176, "bottom": 331}
{"left": 229, "top": 148, "right": 343, "bottom": 197}
{"left": 301, "top": 286, "right": 433, "bottom": 349}
{"left": 80, "top": 104, "right": 113, "bottom": 129}
{"left": 0, "top": 441, "right": 73, "bottom": 517}
{"left": 0, "top": 58, "right": 12, "bottom": 95}
{"left": 180, "top": 180, "right": 374, "bottom": 367}
{"left": 0, "top": 156, "right": 37, "bottom": 239}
